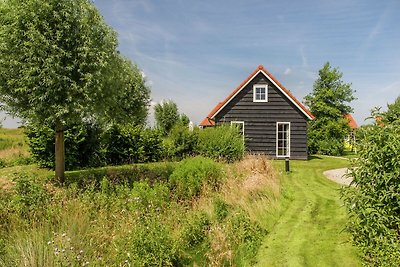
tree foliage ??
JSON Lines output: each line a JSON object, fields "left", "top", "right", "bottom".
{"left": 154, "top": 100, "right": 180, "bottom": 134}
{"left": 342, "top": 99, "right": 400, "bottom": 265}
{"left": 304, "top": 62, "right": 356, "bottom": 155}
{"left": 0, "top": 0, "right": 150, "bottom": 180}
{"left": 0, "top": 0, "right": 116, "bottom": 124}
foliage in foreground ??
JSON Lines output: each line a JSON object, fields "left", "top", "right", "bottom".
{"left": 0, "top": 156, "right": 278, "bottom": 266}
{"left": 305, "top": 62, "right": 356, "bottom": 155}
{"left": 342, "top": 102, "right": 400, "bottom": 266}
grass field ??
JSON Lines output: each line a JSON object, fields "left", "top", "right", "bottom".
{"left": 0, "top": 128, "right": 30, "bottom": 168}
{"left": 255, "top": 156, "right": 361, "bottom": 266}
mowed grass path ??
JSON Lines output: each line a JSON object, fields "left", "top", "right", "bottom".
{"left": 255, "top": 156, "right": 361, "bottom": 267}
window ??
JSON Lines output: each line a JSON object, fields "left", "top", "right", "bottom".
{"left": 276, "top": 122, "right": 290, "bottom": 157}
{"left": 231, "top": 121, "right": 245, "bottom": 141}
{"left": 253, "top": 84, "right": 268, "bottom": 102}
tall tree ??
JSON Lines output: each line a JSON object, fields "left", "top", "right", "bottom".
{"left": 304, "top": 62, "right": 356, "bottom": 155}
{"left": 0, "top": 0, "right": 149, "bottom": 182}
{"left": 154, "top": 100, "right": 179, "bottom": 134}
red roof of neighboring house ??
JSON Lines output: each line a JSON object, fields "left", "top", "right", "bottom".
{"left": 200, "top": 65, "right": 314, "bottom": 126}
{"left": 344, "top": 113, "right": 358, "bottom": 129}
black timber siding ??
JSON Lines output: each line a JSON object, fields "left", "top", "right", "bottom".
{"left": 214, "top": 72, "right": 309, "bottom": 159}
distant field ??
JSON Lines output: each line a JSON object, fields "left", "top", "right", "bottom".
{"left": 0, "top": 128, "right": 30, "bottom": 166}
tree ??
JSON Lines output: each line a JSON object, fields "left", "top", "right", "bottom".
{"left": 383, "top": 95, "right": 400, "bottom": 124}
{"left": 0, "top": 0, "right": 149, "bottom": 182}
{"left": 154, "top": 100, "right": 180, "bottom": 134}
{"left": 304, "top": 62, "right": 356, "bottom": 155}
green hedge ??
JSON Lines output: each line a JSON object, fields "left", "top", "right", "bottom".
{"left": 197, "top": 125, "right": 245, "bottom": 162}
{"left": 62, "top": 162, "right": 176, "bottom": 188}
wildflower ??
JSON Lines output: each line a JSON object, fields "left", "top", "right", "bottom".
{"left": 47, "top": 241, "right": 52, "bottom": 245}
{"left": 62, "top": 233, "right": 67, "bottom": 237}
{"left": 79, "top": 250, "right": 84, "bottom": 254}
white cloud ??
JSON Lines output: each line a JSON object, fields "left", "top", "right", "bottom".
{"left": 284, "top": 68, "right": 292, "bottom": 75}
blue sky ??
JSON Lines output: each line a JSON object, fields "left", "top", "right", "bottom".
{"left": 2, "top": 0, "right": 400, "bottom": 127}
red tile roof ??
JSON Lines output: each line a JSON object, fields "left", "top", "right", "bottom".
{"left": 200, "top": 65, "right": 314, "bottom": 126}
{"left": 344, "top": 113, "right": 358, "bottom": 129}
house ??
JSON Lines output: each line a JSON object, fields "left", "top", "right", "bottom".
{"left": 200, "top": 65, "right": 314, "bottom": 159}
{"left": 344, "top": 113, "right": 358, "bottom": 151}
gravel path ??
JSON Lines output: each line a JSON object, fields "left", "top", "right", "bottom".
{"left": 323, "top": 168, "right": 353, "bottom": 186}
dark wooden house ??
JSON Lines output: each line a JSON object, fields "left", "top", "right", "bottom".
{"left": 200, "top": 65, "right": 314, "bottom": 159}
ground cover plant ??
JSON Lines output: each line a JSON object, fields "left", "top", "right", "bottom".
{"left": 0, "top": 155, "right": 280, "bottom": 266}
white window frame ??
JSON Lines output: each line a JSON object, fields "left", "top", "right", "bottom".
{"left": 253, "top": 84, "right": 268, "bottom": 102}
{"left": 276, "top": 122, "right": 290, "bottom": 158}
{"left": 231, "top": 121, "right": 245, "bottom": 142}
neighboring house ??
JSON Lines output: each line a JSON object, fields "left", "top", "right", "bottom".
{"left": 344, "top": 113, "right": 358, "bottom": 151}
{"left": 200, "top": 65, "right": 314, "bottom": 159}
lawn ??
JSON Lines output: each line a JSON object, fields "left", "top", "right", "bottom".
{"left": 255, "top": 156, "right": 361, "bottom": 266}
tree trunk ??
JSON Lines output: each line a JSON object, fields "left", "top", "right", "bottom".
{"left": 55, "top": 121, "right": 65, "bottom": 183}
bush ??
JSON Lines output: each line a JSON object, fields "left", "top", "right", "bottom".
{"left": 307, "top": 118, "right": 349, "bottom": 156}
{"left": 26, "top": 121, "right": 104, "bottom": 170}
{"left": 168, "top": 157, "right": 223, "bottom": 200}
{"left": 164, "top": 125, "right": 198, "bottom": 160}
{"left": 197, "top": 125, "right": 245, "bottom": 162}
{"left": 181, "top": 212, "right": 210, "bottom": 247}
{"left": 121, "top": 216, "right": 179, "bottom": 266}
{"left": 64, "top": 162, "right": 175, "bottom": 188}
{"left": 342, "top": 120, "right": 400, "bottom": 265}
{"left": 12, "top": 173, "right": 48, "bottom": 217}
{"left": 103, "top": 124, "right": 163, "bottom": 165}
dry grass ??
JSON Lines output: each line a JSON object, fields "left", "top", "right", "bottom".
{"left": 195, "top": 155, "right": 282, "bottom": 265}
{"left": 207, "top": 225, "right": 233, "bottom": 266}
{"left": 221, "top": 155, "right": 280, "bottom": 219}
{"left": 0, "top": 147, "right": 29, "bottom": 159}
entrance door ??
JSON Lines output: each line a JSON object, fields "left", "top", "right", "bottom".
{"left": 276, "top": 122, "right": 290, "bottom": 158}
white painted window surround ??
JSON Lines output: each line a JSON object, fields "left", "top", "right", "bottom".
{"left": 276, "top": 122, "right": 290, "bottom": 157}
{"left": 253, "top": 84, "right": 268, "bottom": 102}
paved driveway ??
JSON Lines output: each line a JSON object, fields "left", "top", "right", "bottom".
{"left": 323, "top": 168, "right": 353, "bottom": 186}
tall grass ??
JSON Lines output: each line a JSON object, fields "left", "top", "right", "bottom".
{"left": 0, "top": 156, "right": 281, "bottom": 266}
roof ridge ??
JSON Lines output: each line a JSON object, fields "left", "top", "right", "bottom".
{"left": 200, "top": 65, "right": 314, "bottom": 126}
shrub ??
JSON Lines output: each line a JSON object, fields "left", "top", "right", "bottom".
{"left": 197, "top": 125, "right": 245, "bottom": 162}
{"left": 64, "top": 162, "right": 175, "bottom": 188}
{"left": 103, "top": 124, "right": 164, "bottom": 165}
{"left": 168, "top": 157, "right": 223, "bottom": 200}
{"left": 129, "top": 181, "right": 170, "bottom": 212}
{"left": 342, "top": 120, "right": 400, "bottom": 265}
{"left": 164, "top": 125, "right": 198, "bottom": 160}
{"left": 12, "top": 173, "right": 48, "bottom": 217}
{"left": 26, "top": 121, "right": 104, "bottom": 170}
{"left": 121, "top": 216, "right": 179, "bottom": 266}
{"left": 181, "top": 212, "right": 210, "bottom": 247}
